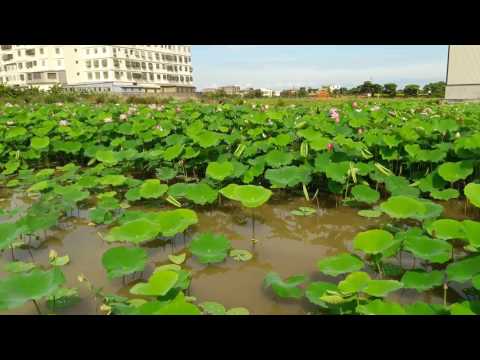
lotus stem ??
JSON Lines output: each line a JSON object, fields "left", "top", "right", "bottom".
{"left": 10, "top": 245, "right": 15, "bottom": 261}
{"left": 251, "top": 209, "right": 256, "bottom": 241}
{"left": 443, "top": 283, "right": 448, "bottom": 308}
{"left": 27, "top": 247, "right": 34, "bottom": 261}
{"left": 32, "top": 300, "right": 42, "bottom": 315}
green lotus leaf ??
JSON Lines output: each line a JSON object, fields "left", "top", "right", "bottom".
{"left": 472, "top": 274, "right": 480, "bottom": 290}
{"left": 30, "top": 136, "right": 50, "bottom": 150}
{"left": 219, "top": 184, "right": 272, "bottom": 208}
{"left": 143, "top": 292, "right": 202, "bottom": 315}
{"left": 404, "top": 302, "right": 447, "bottom": 315}
{"left": 193, "top": 130, "right": 222, "bottom": 148}
{"left": 102, "top": 246, "right": 148, "bottom": 279}
{"left": 353, "top": 229, "right": 395, "bottom": 255}
{"left": 3, "top": 160, "right": 20, "bottom": 175}
{"left": 446, "top": 255, "right": 480, "bottom": 283}
{"left": 156, "top": 167, "right": 177, "bottom": 181}
{"left": 5, "top": 127, "right": 27, "bottom": 140}
{"left": 130, "top": 270, "right": 178, "bottom": 296}
{"left": 404, "top": 235, "right": 452, "bottom": 264}
{"left": 184, "top": 183, "right": 218, "bottom": 205}
{"left": 0, "top": 267, "right": 65, "bottom": 310}
{"left": 265, "top": 165, "right": 311, "bottom": 188}
{"left": 363, "top": 279, "right": 403, "bottom": 297}
{"left": 162, "top": 143, "right": 184, "bottom": 161}
{"left": 464, "top": 182, "right": 480, "bottom": 208}
{"left": 357, "top": 209, "right": 382, "bottom": 218}
{"left": 263, "top": 272, "right": 307, "bottom": 299}
{"left": 356, "top": 299, "right": 406, "bottom": 315}
{"left": 139, "top": 179, "right": 168, "bottom": 199}
{"left": 229, "top": 249, "right": 253, "bottom": 262}
{"left": 46, "top": 287, "right": 80, "bottom": 310}
{"left": 317, "top": 253, "right": 364, "bottom": 276}
{"left": 77, "top": 175, "right": 98, "bottom": 188}
{"left": 188, "top": 232, "right": 231, "bottom": 264}
{"left": 226, "top": 307, "right": 250, "bottom": 315}
{"left": 50, "top": 255, "right": 70, "bottom": 267}
{"left": 338, "top": 271, "right": 371, "bottom": 294}
{"left": 199, "top": 301, "right": 226, "bottom": 315}
{"left": 305, "top": 281, "right": 338, "bottom": 307}
{"left": 0, "top": 222, "right": 27, "bottom": 251}
{"left": 418, "top": 171, "right": 447, "bottom": 193}
{"left": 384, "top": 176, "right": 419, "bottom": 197}
{"left": 4, "top": 261, "right": 37, "bottom": 273}
{"left": 106, "top": 218, "right": 160, "bottom": 244}
{"left": 449, "top": 301, "right": 478, "bottom": 315}
{"left": 425, "top": 219, "right": 466, "bottom": 241}
{"left": 401, "top": 270, "right": 444, "bottom": 291}
{"left": 206, "top": 161, "right": 234, "bottom": 181}
{"left": 99, "top": 175, "right": 127, "bottom": 186}
{"left": 430, "top": 188, "right": 459, "bottom": 201}
{"left": 148, "top": 209, "right": 198, "bottom": 237}
{"left": 412, "top": 199, "right": 443, "bottom": 221}
{"left": 325, "top": 162, "right": 350, "bottom": 183}
{"left": 351, "top": 184, "right": 380, "bottom": 204}
{"left": 27, "top": 180, "right": 51, "bottom": 193}
{"left": 291, "top": 207, "right": 317, "bottom": 216}
{"left": 265, "top": 150, "right": 294, "bottom": 168}
{"left": 168, "top": 253, "right": 186, "bottom": 265}
{"left": 95, "top": 150, "right": 120, "bottom": 166}
{"left": 380, "top": 195, "right": 426, "bottom": 219}
{"left": 462, "top": 220, "right": 480, "bottom": 248}
{"left": 125, "top": 187, "right": 141, "bottom": 202}
{"left": 437, "top": 161, "right": 473, "bottom": 183}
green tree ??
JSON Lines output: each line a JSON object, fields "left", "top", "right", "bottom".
{"left": 423, "top": 82, "right": 446, "bottom": 97}
{"left": 403, "top": 84, "right": 420, "bottom": 97}
{"left": 383, "top": 83, "right": 397, "bottom": 97}
{"left": 297, "top": 87, "right": 308, "bottom": 97}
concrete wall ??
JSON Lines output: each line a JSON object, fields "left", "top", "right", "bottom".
{"left": 446, "top": 45, "right": 480, "bottom": 100}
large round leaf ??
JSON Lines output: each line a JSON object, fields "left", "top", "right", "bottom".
{"left": 106, "top": 218, "right": 160, "bottom": 244}
{"left": 338, "top": 271, "right": 371, "bottom": 294}
{"left": 0, "top": 268, "right": 65, "bottom": 310}
{"left": 102, "top": 247, "right": 148, "bottom": 279}
{"left": 30, "top": 136, "right": 50, "bottom": 150}
{"left": 380, "top": 196, "right": 426, "bottom": 219}
{"left": 305, "top": 281, "right": 338, "bottom": 307}
{"left": 462, "top": 220, "right": 480, "bottom": 248}
{"left": 184, "top": 183, "right": 218, "bottom": 205}
{"left": 401, "top": 270, "right": 444, "bottom": 291}
{"left": 353, "top": 229, "right": 395, "bottom": 255}
{"left": 425, "top": 219, "right": 466, "bottom": 241}
{"left": 219, "top": 184, "right": 272, "bottom": 208}
{"left": 148, "top": 209, "right": 198, "bottom": 237}
{"left": 363, "top": 280, "right": 403, "bottom": 297}
{"left": 437, "top": 161, "right": 473, "bottom": 183}
{"left": 351, "top": 184, "right": 380, "bottom": 204}
{"left": 403, "top": 235, "right": 452, "bottom": 264}
{"left": 265, "top": 150, "right": 294, "bottom": 168}
{"left": 446, "top": 255, "right": 480, "bottom": 283}
{"left": 263, "top": 272, "right": 307, "bottom": 299}
{"left": 464, "top": 182, "right": 480, "bottom": 208}
{"left": 265, "top": 165, "right": 311, "bottom": 188}
{"left": 357, "top": 299, "right": 406, "bottom": 315}
{"left": 130, "top": 270, "right": 178, "bottom": 296}
{"left": 0, "top": 222, "right": 26, "bottom": 251}
{"left": 139, "top": 179, "right": 168, "bottom": 199}
{"left": 206, "top": 161, "right": 234, "bottom": 181}
{"left": 188, "top": 232, "right": 231, "bottom": 264}
{"left": 430, "top": 188, "right": 459, "bottom": 201}
{"left": 316, "top": 253, "right": 364, "bottom": 276}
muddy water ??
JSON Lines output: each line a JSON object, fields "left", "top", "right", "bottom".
{"left": 0, "top": 191, "right": 470, "bottom": 315}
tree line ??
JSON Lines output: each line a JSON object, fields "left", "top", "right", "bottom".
{"left": 331, "top": 81, "right": 446, "bottom": 98}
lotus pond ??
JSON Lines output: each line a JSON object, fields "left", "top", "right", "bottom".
{"left": 1, "top": 100, "right": 480, "bottom": 315}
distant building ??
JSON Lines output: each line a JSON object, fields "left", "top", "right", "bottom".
{"left": 260, "top": 88, "right": 274, "bottom": 97}
{"left": 219, "top": 85, "right": 241, "bottom": 95}
{"left": 202, "top": 88, "right": 217, "bottom": 94}
{"left": 445, "top": 45, "right": 480, "bottom": 101}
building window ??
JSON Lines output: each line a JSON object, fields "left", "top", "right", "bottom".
{"left": 102, "top": 47, "right": 106, "bottom": 53}
{"left": 39, "top": 48, "right": 44, "bottom": 55}
{"left": 18, "top": 63, "right": 23, "bottom": 70}
{"left": 27, "top": 73, "right": 32, "bottom": 80}
{"left": 86, "top": 49, "right": 90, "bottom": 55}
{"left": 77, "top": 72, "right": 80, "bottom": 76}
{"left": 103, "top": 71, "right": 108, "bottom": 79}
{"left": 20, "top": 74, "right": 24, "bottom": 81}
{"left": 86, "top": 60, "right": 91, "bottom": 68}
{"left": 75, "top": 61, "right": 78, "bottom": 64}
{"left": 55, "top": 48, "right": 60, "bottom": 54}
{"left": 17, "top": 50, "right": 21, "bottom": 56}
{"left": 95, "top": 72, "right": 100, "bottom": 79}
{"left": 149, "top": 73, "right": 154, "bottom": 81}
{"left": 157, "top": 74, "right": 161, "bottom": 80}
{"left": 102, "top": 59, "right": 107, "bottom": 67}
{"left": 87, "top": 72, "right": 92, "bottom": 80}
{"left": 115, "top": 72, "right": 121, "bottom": 80}
{"left": 57, "top": 59, "right": 62, "bottom": 66}
{"left": 94, "top": 48, "right": 98, "bottom": 54}
{"left": 47, "top": 73, "right": 57, "bottom": 80}
{"left": 126, "top": 72, "right": 132, "bottom": 80}
{"left": 93, "top": 60, "right": 99, "bottom": 68}
{"left": 33, "top": 73, "right": 41, "bottom": 80}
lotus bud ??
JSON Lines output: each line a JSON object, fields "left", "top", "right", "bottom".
{"left": 100, "top": 304, "right": 112, "bottom": 315}
{"left": 49, "top": 249, "right": 58, "bottom": 261}
{"left": 176, "top": 107, "right": 181, "bottom": 113}
{"left": 455, "top": 132, "right": 461, "bottom": 138}
{"left": 252, "top": 104, "right": 256, "bottom": 109}
{"left": 6, "top": 121, "right": 15, "bottom": 125}
{"left": 77, "top": 274, "right": 86, "bottom": 283}
{"left": 5, "top": 102, "right": 13, "bottom": 107}
{"left": 103, "top": 117, "right": 113, "bottom": 123}
{"left": 327, "top": 143, "right": 334, "bottom": 152}
{"left": 358, "top": 128, "right": 363, "bottom": 135}
{"left": 352, "top": 102, "right": 358, "bottom": 108}
{"left": 59, "top": 119, "right": 69, "bottom": 126}
{"left": 265, "top": 105, "right": 269, "bottom": 110}
{"left": 56, "top": 102, "right": 64, "bottom": 106}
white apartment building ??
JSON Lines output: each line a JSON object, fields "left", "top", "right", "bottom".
{"left": 0, "top": 45, "right": 194, "bottom": 94}
{"left": 260, "top": 88, "right": 274, "bottom": 97}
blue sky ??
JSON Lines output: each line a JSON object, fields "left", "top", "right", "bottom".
{"left": 192, "top": 45, "right": 448, "bottom": 91}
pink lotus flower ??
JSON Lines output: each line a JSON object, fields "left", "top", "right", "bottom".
{"left": 155, "top": 125, "right": 164, "bottom": 131}
{"left": 352, "top": 102, "right": 358, "bottom": 108}
{"left": 327, "top": 143, "right": 334, "bottom": 152}
{"left": 176, "top": 107, "right": 181, "bottom": 113}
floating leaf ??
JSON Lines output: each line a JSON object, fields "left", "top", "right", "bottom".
{"left": 226, "top": 307, "right": 250, "bottom": 315}
{"left": 188, "top": 233, "right": 231, "bottom": 264}
{"left": 102, "top": 247, "right": 148, "bottom": 279}
{"left": 430, "top": 188, "right": 459, "bottom": 201}
{"left": 291, "top": 207, "right": 316, "bottom": 216}
{"left": 130, "top": 270, "right": 179, "bottom": 296}
{"left": 351, "top": 184, "right": 380, "bottom": 204}
{"left": 99, "top": 175, "right": 126, "bottom": 186}
{"left": 317, "top": 253, "right": 364, "bottom": 276}
{"left": 106, "top": 218, "right": 160, "bottom": 244}
{"left": 220, "top": 184, "right": 272, "bottom": 208}
{"left": 4, "top": 261, "right": 37, "bottom": 273}
{"left": 229, "top": 249, "right": 253, "bottom": 262}
{"left": 199, "top": 301, "right": 226, "bottom": 315}
{"left": 149, "top": 209, "right": 198, "bottom": 237}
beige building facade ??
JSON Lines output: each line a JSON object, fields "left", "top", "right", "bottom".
{"left": 0, "top": 45, "right": 194, "bottom": 93}
{"left": 445, "top": 45, "right": 480, "bottom": 100}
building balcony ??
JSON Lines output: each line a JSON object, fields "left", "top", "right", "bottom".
{"left": 1, "top": 45, "right": 12, "bottom": 51}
